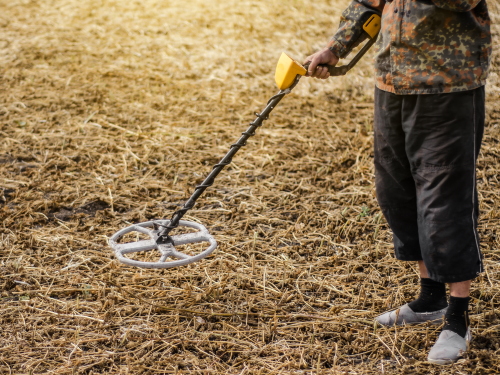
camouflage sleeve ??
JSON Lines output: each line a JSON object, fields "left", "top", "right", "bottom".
{"left": 328, "top": 0, "right": 384, "bottom": 59}
{"left": 431, "top": 0, "right": 483, "bottom": 12}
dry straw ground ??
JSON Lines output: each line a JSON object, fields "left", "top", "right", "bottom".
{"left": 0, "top": 0, "right": 499, "bottom": 374}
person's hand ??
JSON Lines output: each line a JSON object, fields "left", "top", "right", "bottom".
{"left": 304, "top": 48, "right": 339, "bottom": 79}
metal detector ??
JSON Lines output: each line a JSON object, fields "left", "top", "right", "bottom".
{"left": 109, "top": 14, "right": 381, "bottom": 269}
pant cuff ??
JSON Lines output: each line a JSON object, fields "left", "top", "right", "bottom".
{"left": 427, "top": 271, "right": 481, "bottom": 284}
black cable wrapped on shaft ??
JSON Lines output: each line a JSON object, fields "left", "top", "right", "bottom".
{"left": 156, "top": 87, "right": 293, "bottom": 244}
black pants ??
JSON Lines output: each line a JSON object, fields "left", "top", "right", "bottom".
{"left": 374, "top": 86, "right": 485, "bottom": 283}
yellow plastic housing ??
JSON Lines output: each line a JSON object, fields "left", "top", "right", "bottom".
{"left": 363, "top": 14, "right": 381, "bottom": 39}
{"left": 275, "top": 52, "right": 307, "bottom": 90}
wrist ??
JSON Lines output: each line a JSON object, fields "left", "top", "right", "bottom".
{"left": 327, "top": 39, "right": 345, "bottom": 59}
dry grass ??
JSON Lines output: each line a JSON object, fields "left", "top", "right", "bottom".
{"left": 0, "top": 0, "right": 499, "bottom": 374}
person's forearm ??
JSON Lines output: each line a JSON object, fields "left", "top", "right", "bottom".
{"left": 328, "top": 0, "right": 384, "bottom": 59}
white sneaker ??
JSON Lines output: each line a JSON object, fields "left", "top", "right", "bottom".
{"left": 375, "top": 304, "right": 447, "bottom": 326}
{"left": 427, "top": 328, "right": 472, "bottom": 365}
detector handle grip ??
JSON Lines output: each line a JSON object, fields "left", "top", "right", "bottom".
{"left": 325, "top": 37, "right": 377, "bottom": 77}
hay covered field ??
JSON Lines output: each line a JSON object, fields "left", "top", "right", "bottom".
{"left": 1, "top": 0, "right": 499, "bottom": 373}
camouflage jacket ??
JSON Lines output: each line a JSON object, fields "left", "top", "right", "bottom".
{"left": 327, "top": 0, "right": 492, "bottom": 94}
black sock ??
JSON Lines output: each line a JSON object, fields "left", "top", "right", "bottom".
{"left": 443, "top": 296, "right": 470, "bottom": 338}
{"left": 408, "top": 278, "right": 448, "bottom": 313}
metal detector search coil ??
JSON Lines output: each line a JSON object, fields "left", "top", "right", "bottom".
{"left": 109, "top": 220, "right": 217, "bottom": 269}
